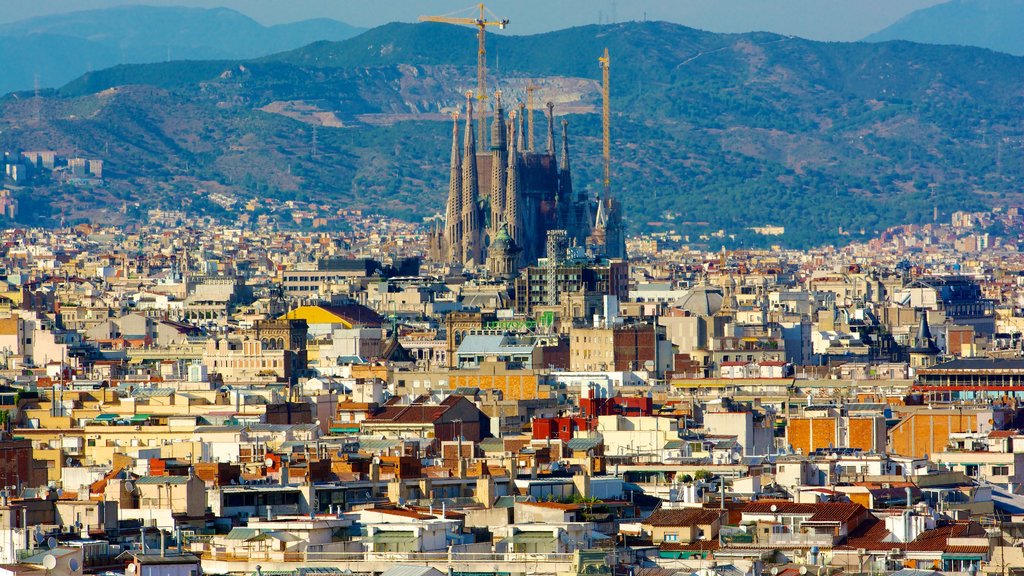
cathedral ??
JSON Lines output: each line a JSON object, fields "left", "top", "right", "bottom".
{"left": 429, "top": 92, "right": 625, "bottom": 273}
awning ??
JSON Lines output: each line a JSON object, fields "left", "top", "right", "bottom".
{"left": 225, "top": 528, "right": 260, "bottom": 541}
{"left": 254, "top": 531, "right": 302, "bottom": 543}
{"left": 93, "top": 413, "right": 119, "bottom": 422}
{"left": 368, "top": 531, "right": 416, "bottom": 544}
{"left": 131, "top": 414, "right": 151, "bottom": 422}
{"left": 506, "top": 532, "right": 557, "bottom": 545}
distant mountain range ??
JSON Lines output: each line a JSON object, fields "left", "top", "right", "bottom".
{"left": 865, "top": 0, "right": 1024, "bottom": 55}
{"left": 2, "top": 21, "right": 1023, "bottom": 248}
{"left": 0, "top": 5, "right": 364, "bottom": 95}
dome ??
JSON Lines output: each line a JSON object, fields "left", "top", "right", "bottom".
{"left": 671, "top": 285, "right": 724, "bottom": 316}
{"left": 490, "top": 226, "right": 513, "bottom": 253}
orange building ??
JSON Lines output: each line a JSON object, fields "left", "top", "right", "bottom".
{"left": 888, "top": 407, "right": 1010, "bottom": 458}
{"left": 787, "top": 415, "right": 886, "bottom": 455}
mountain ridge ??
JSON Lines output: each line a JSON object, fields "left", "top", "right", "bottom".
{"left": 2, "top": 20, "right": 1022, "bottom": 248}
{"left": 864, "top": 0, "right": 1024, "bottom": 56}
{"left": 0, "top": 5, "right": 364, "bottom": 95}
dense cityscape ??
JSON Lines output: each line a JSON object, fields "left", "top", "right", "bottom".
{"left": 4, "top": 3, "right": 1024, "bottom": 576}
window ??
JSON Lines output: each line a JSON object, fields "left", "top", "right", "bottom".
{"left": 664, "top": 533, "right": 678, "bottom": 542}
{"left": 992, "top": 465, "right": 1010, "bottom": 476}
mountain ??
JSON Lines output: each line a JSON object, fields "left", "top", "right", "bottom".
{"left": 2, "top": 21, "right": 1023, "bottom": 248}
{"left": 864, "top": 0, "right": 1024, "bottom": 56}
{"left": 0, "top": 5, "right": 364, "bottom": 94}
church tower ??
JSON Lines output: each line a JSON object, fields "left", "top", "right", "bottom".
{"left": 909, "top": 308, "right": 940, "bottom": 369}
{"left": 443, "top": 109, "right": 463, "bottom": 263}
{"left": 489, "top": 91, "right": 508, "bottom": 239}
{"left": 545, "top": 101, "right": 556, "bottom": 156}
{"left": 558, "top": 118, "right": 577, "bottom": 240}
{"left": 461, "top": 93, "right": 482, "bottom": 266}
{"left": 486, "top": 224, "right": 520, "bottom": 280}
{"left": 505, "top": 106, "right": 523, "bottom": 255}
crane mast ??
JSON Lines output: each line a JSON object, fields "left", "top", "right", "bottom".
{"left": 599, "top": 48, "right": 611, "bottom": 199}
{"left": 420, "top": 3, "right": 509, "bottom": 151}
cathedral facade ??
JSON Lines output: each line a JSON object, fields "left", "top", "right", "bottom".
{"left": 429, "top": 93, "right": 625, "bottom": 271}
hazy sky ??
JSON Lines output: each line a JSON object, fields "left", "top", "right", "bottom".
{"left": 0, "top": 0, "right": 950, "bottom": 41}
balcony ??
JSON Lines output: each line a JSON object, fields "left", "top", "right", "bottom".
{"left": 198, "top": 549, "right": 588, "bottom": 576}
{"left": 767, "top": 532, "right": 835, "bottom": 547}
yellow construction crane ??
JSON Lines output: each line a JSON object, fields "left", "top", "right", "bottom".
{"left": 420, "top": 3, "right": 509, "bottom": 150}
{"left": 599, "top": 48, "right": 611, "bottom": 198}
{"left": 526, "top": 82, "right": 538, "bottom": 152}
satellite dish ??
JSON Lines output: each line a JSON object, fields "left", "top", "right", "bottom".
{"left": 771, "top": 568, "right": 780, "bottom": 576}
{"left": 770, "top": 504, "right": 778, "bottom": 513}
{"left": 265, "top": 458, "right": 274, "bottom": 468}
{"left": 126, "top": 564, "right": 137, "bottom": 575}
{"left": 42, "top": 555, "right": 57, "bottom": 570}
{"left": 35, "top": 532, "right": 46, "bottom": 544}
{"left": 46, "top": 537, "right": 57, "bottom": 549}
{"left": 69, "top": 559, "right": 80, "bottom": 572}
{"left": 56, "top": 489, "right": 63, "bottom": 498}
{"left": 66, "top": 457, "right": 73, "bottom": 467}
{"left": 799, "top": 568, "right": 808, "bottom": 575}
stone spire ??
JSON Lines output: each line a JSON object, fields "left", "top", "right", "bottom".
{"left": 516, "top": 103, "right": 526, "bottom": 152}
{"left": 560, "top": 119, "right": 571, "bottom": 174}
{"left": 444, "top": 109, "right": 463, "bottom": 263}
{"left": 505, "top": 110, "right": 523, "bottom": 252}
{"left": 461, "top": 92, "right": 482, "bottom": 266}
{"left": 546, "top": 101, "right": 555, "bottom": 156}
{"left": 489, "top": 91, "right": 507, "bottom": 238}
{"left": 558, "top": 118, "right": 576, "bottom": 237}
{"left": 490, "top": 91, "right": 507, "bottom": 151}
{"left": 594, "top": 196, "right": 608, "bottom": 228}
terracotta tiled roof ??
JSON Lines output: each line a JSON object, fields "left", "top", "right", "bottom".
{"left": 805, "top": 503, "right": 865, "bottom": 523}
{"left": 840, "top": 516, "right": 988, "bottom": 553}
{"left": 644, "top": 507, "right": 723, "bottom": 527}
{"left": 742, "top": 501, "right": 819, "bottom": 515}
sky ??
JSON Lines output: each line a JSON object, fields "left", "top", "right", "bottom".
{"left": 0, "top": 0, "right": 951, "bottom": 41}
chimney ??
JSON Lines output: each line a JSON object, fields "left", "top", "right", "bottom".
{"left": 476, "top": 475, "right": 495, "bottom": 508}
{"left": 160, "top": 529, "right": 166, "bottom": 557}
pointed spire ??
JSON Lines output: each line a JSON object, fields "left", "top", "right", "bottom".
{"left": 489, "top": 91, "right": 508, "bottom": 238}
{"left": 461, "top": 92, "right": 481, "bottom": 265}
{"left": 490, "top": 90, "right": 506, "bottom": 151}
{"left": 517, "top": 103, "right": 526, "bottom": 152}
{"left": 546, "top": 101, "right": 555, "bottom": 156}
{"left": 444, "top": 109, "right": 463, "bottom": 263}
{"left": 505, "top": 111, "right": 523, "bottom": 251}
{"left": 594, "top": 197, "right": 608, "bottom": 228}
{"left": 560, "top": 118, "right": 571, "bottom": 173}
{"left": 559, "top": 118, "right": 576, "bottom": 236}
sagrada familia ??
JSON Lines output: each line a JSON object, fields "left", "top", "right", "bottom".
{"left": 429, "top": 92, "right": 626, "bottom": 276}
